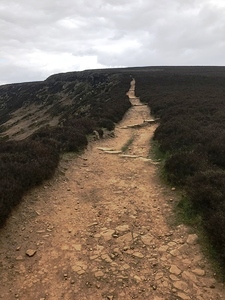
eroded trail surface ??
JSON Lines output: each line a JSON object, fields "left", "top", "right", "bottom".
{"left": 0, "top": 80, "right": 225, "bottom": 300}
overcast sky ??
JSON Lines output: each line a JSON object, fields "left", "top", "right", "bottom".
{"left": 1, "top": 0, "right": 225, "bottom": 85}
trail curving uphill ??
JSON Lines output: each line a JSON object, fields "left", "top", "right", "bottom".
{"left": 0, "top": 80, "right": 224, "bottom": 299}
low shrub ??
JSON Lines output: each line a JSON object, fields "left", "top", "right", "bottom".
{"left": 165, "top": 150, "right": 208, "bottom": 186}
{"left": 206, "top": 134, "right": 225, "bottom": 169}
{"left": 30, "top": 126, "right": 88, "bottom": 152}
{"left": 204, "top": 208, "right": 225, "bottom": 264}
{"left": 63, "top": 117, "right": 97, "bottom": 135}
{"left": 97, "top": 119, "right": 115, "bottom": 131}
{"left": 187, "top": 170, "right": 225, "bottom": 213}
{"left": 0, "top": 179, "right": 23, "bottom": 226}
{"left": 133, "top": 67, "right": 225, "bottom": 268}
{"left": 0, "top": 140, "right": 60, "bottom": 225}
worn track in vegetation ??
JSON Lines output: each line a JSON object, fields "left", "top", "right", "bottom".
{"left": 0, "top": 80, "right": 224, "bottom": 299}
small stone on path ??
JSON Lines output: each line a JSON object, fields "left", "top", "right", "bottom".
{"left": 101, "top": 229, "right": 115, "bottom": 241}
{"left": 26, "top": 249, "right": 37, "bottom": 257}
{"left": 95, "top": 270, "right": 104, "bottom": 278}
{"left": 173, "top": 280, "right": 188, "bottom": 291}
{"left": 155, "top": 272, "right": 164, "bottom": 280}
{"left": 192, "top": 268, "right": 205, "bottom": 276}
{"left": 177, "top": 292, "right": 191, "bottom": 300}
{"left": 116, "top": 224, "right": 129, "bottom": 232}
{"left": 182, "top": 271, "right": 198, "bottom": 282}
{"left": 170, "top": 265, "right": 182, "bottom": 276}
{"left": 16, "top": 255, "right": 24, "bottom": 261}
{"left": 72, "top": 261, "right": 87, "bottom": 275}
{"left": 133, "top": 275, "right": 142, "bottom": 283}
{"left": 101, "top": 254, "right": 113, "bottom": 263}
{"left": 186, "top": 234, "right": 198, "bottom": 245}
{"left": 141, "top": 233, "right": 153, "bottom": 245}
{"left": 132, "top": 252, "right": 144, "bottom": 258}
{"left": 158, "top": 245, "right": 168, "bottom": 252}
{"left": 170, "top": 249, "right": 180, "bottom": 256}
{"left": 73, "top": 244, "right": 82, "bottom": 251}
{"left": 169, "top": 274, "right": 180, "bottom": 281}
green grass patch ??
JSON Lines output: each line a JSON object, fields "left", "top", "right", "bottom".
{"left": 199, "top": 227, "right": 225, "bottom": 282}
{"left": 174, "top": 196, "right": 225, "bottom": 281}
{"left": 175, "top": 196, "right": 201, "bottom": 227}
{"left": 121, "top": 135, "right": 134, "bottom": 152}
{"left": 149, "top": 139, "right": 168, "bottom": 162}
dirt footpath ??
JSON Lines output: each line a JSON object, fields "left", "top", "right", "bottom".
{"left": 0, "top": 80, "right": 224, "bottom": 300}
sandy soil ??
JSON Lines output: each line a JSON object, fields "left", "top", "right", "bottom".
{"left": 0, "top": 80, "right": 224, "bottom": 300}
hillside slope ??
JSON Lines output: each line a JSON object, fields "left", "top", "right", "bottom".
{"left": 0, "top": 80, "right": 224, "bottom": 299}
{"left": 0, "top": 70, "right": 131, "bottom": 141}
{"left": 0, "top": 69, "right": 132, "bottom": 226}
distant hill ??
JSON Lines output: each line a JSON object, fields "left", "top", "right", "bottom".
{"left": 2, "top": 66, "right": 225, "bottom": 141}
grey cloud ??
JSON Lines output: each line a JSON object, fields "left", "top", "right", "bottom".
{"left": 0, "top": 0, "right": 225, "bottom": 84}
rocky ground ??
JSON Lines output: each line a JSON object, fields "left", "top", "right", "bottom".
{"left": 0, "top": 80, "right": 224, "bottom": 299}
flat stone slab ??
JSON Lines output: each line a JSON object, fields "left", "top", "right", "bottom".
{"left": 138, "top": 157, "right": 160, "bottom": 164}
{"left": 144, "top": 118, "right": 160, "bottom": 124}
{"left": 126, "top": 123, "right": 147, "bottom": 128}
{"left": 97, "top": 147, "right": 114, "bottom": 151}
{"left": 104, "top": 150, "right": 122, "bottom": 154}
{"left": 119, "top": 154, "right": 141, "bottom": 158}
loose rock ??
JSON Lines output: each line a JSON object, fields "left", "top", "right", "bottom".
{"left": 141, "top": 233, "right": 153, "bottom": 245}
{"left": 95, "top": 270, "right": 104, "bottom": 278}
{"left": 192, "top": 268, "right": 205, "bottom": 276}
{"left": 177, "top": 292, "right": 191, "bottom": 300}
{"left": 16, "top": 255, "right": 24, "bottom": 261}
{"left": 116, "top": 224, "right": 129, "bottom": 232}
{"left": 26, "top": 249, "right": 37, "bottom": 257}
{"left": 132, "top": 252, "right": 144, "bottom": 258}
{"left": 186, "top": 234, "right": 198, "bottom": 245}
{"left": 170, "top": 265, "right": 182, "bottom": 276}
{"left": 173, "top": 280, "right": 188, "bottom": 291}
{"left": 101, "top": 229, "right": 115, "bottom": 241}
